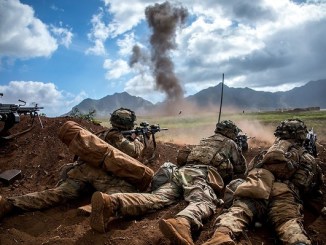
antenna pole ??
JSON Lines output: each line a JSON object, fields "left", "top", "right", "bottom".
{"left": 218, "top": 73, "right": 224, "bottom": 123}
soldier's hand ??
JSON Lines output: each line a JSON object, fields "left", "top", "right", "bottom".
{"left": 130, "top": 132, "right": 138, "bottom": 140}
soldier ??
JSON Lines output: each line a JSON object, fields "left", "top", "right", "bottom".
{"left": 0, "top": 108, "right": 152, "bottom": 220}
{"left": 89, "top": 120, "right": 247, "bottom": 245}
{"left": 96, "top": 107, "right": 147, "bottom": 159}
{"left": 202, "top": 119, "right": 324, "bottom": 245}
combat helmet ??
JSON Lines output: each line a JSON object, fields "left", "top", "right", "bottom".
{"left": 274, "top": 118, "right": 308, "bottom": 141}
{"left": 214, "top": 120, "right": 241, "bottom": 140}
{"left": 110, "top": 108, "right": 136, "bottom": 130}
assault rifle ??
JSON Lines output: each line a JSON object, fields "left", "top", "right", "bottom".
{"left": 236, "top": 133, "right": 254, "bottom": 152}
{"left": 122, "top": 121, "right": 168, "bottom": 160}
{"left": 0, "top": 94, "right": 44, "bottom": 139}
{"left": 303, "top": 128, "right": 317, "bottom": 157}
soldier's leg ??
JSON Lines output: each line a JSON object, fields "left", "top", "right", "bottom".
{"left": 159, "top": 177, "right": 219, "bottom": 245}
{"left": 177, "top": 177, "right": 218, "bottom": 230}
{"left": 77, "top": 166, "right": 138, "bottom": 215}
{"left": 269, "top": 182, "right": 311, "bottom": 245}
{"left": 7, "top": 180, "right": 81, "bottom": 211}
{"left": 108, "top": 181, "right": 181, "bottom": 216}
{"left": 203, "top": 198, "right": 266, "bottom": 245}
{"left": 8, "top": 163, "right": 91, "bottom": 212}
{"left": 95, "top": 173, "right": 137, "bottom": 194}
{"left": 90, "top": 181, "right": 181, "bottom": 233}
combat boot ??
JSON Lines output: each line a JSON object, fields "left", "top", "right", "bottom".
{"left": 202, "top": 227, "right": 235, "bottom": 245}
{"left": 90, "top": 191, "right": 118, "bottom": 233}
{"left": 159, "top": 217, "right": 194, "bottom": 245}
{"left": 0, "top": 195, "right": 14, "bottom": 220}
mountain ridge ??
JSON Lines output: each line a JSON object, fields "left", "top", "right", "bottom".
{"left": 67, "top": 79, "right": 326, "bottom": 116}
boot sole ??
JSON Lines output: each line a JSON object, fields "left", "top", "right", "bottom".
{"left": 90, "top": 192, "right": 106, "bottom": 233}
{"left": 159, "top": 219, "right": 192, "bottom": 245}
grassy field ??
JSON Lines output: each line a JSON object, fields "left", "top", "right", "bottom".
{"left": 99, "top": 109, "right": 326, "bottom": 144}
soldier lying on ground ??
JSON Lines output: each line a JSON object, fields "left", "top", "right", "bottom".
{"left": 0, "top": 108, "right": 153, "bottom": 220}
{"left": 202, "top": 118, "right": 324, "bottom": 245}
{"left": 88, "top": 120, "right": 247, "bottom": 245}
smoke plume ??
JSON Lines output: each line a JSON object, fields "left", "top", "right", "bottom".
{"left": 130, "top": 1, "right": 188, "bottom": 102}
{"left": 129, "top": 45, "right": 148, "bottom": 67}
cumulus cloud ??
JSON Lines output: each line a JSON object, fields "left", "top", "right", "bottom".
{"left": 0, "top": 0, "right": 57, "bottom": 58}
{"left": 117, "top": 32, "right": 137, "bottom": 57}
{"left": 102, "top": 0, "right": 147, "bottom": 38}
{"left": 85, "top": 9, "right": 109, "bottom": 55}
{"left": 86, "top": 0, "right": 148, "bottom": 55}
{"left": 50, "top": 25, "right": 73, "bottom": 48}
{"left": 0, "top": 0, "right": 74, "bottom": 60}
{"left": 0, "top": 81, "right": 87, "bottom": 116}
{"left": 124, "top": 73, "right": 165, "bottom": 103}
{"left": 103, "top": 58, "right": 130, "bottom": 80}
{"left": 171, "top": 0, "right": 326, "bottom": 91}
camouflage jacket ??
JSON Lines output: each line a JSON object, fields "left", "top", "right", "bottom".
{"left": 96, "top": 127, "right": 145, "bottom": 159}
{"left": 249, "top": 138, "right": 324, "bottom": 195}
{"left": 179, "top": 133, "right": 247, "bottom": 182}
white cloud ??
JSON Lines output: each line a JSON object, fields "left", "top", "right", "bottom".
{"left": 86, "top": 0, "right": 148, "bottom": 55}
{"left": 124, "top": 73, "right": 165, "bottom": 103}
{"left": 102, "top": 0, "right": 148, "bottom": 38}
{"left": 0, "top": 0, "right": 58, "bottom": 58}
{"left": 103, "top": 58, "right": 130, "bottom": 80}
{"left": 50, "top": 26, "right": 73, "bottom": 48}
{"left": 117, "top": 32, "right": 137, "bottom": 57}
{"left": 0, "top": 81, "right": 87, "bottom": 116}
{"left": 85, "top": 10, "right": 109, "bottom": 55}
{"left": 171, "top": 0, "right": 326, "bottom": 91}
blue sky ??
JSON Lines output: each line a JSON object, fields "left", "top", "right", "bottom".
{"left": 1, "top": 0, "right": 326, "bottom": 116}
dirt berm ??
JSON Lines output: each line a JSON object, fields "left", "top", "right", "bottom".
{"left": 0, "top": 116, "right": 325, "bottom": 245}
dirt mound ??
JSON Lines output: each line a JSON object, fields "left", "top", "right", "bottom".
{"left": 0, "top": 116, "right": 325, "bottom": 245}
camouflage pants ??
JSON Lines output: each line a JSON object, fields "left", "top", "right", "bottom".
{"left": 8, "top": 163, "right": 136, "bottom": 211}
{"left": 214, "top": 182, "right": 311, "bottom": 244}
{"left": 109, "top": 165, "right": 219, "bottom": 230}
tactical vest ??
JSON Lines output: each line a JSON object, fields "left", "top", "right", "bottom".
{"left": 259, "top": 139, "right": 298, "bottom": 180}
{"left": 186, "top": 134, "right": 233, "bottom": 180}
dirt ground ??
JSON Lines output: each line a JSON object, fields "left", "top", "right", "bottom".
{"left": 0, "top": 116, "right": 325, "bottom": 245}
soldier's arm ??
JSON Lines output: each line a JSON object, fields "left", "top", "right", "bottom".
{"left": 104, "top": 130, "right": 145, "bottom": 158}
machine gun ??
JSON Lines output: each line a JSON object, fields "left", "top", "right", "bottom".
{"left": 0, "top": 94, "right": 44, "bottom": 139}
{"left": 236, "top": 133, "right": 254, "bottom": 152}
{"left": 303, "top": 128, "right": 317, "bottom": 157}
{"left": 122, "top": 121, "right": 168, "bottom": 160}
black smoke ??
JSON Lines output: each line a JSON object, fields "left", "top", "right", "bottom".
{"left": 130, "top": 1, "right": 188, "bottom": 101}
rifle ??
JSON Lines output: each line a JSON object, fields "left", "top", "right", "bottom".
{"left": 303, "top": 128, "right": 317, "bottom": 157}
{"left": 122, "top": 121, "right": 168, "bottom": 160}
{"left": 0, "top": 95, "right": 44, "bottom": 139}
{"left": 236, "top": 133, "right": 254, "bottom": 152}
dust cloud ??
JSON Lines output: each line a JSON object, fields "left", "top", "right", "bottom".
{"left": 236, "top": 119, "right": 275, "bottom": 148}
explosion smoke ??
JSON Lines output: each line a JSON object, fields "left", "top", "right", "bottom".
{"left": 130, "top": 1, "right": 188, "bottom": 102}
{"left": 129, "top": 45, "right": 148, "bottom": 67}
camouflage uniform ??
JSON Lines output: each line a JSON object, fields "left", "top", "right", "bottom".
{"left": 1, "top": 108, "right": 146, "bottom": 214}
{"left": 203, "top": 119, "right": 324, "bottom": 245}
{"left": 89, "top": 120, "right": 247, "bottom": 243}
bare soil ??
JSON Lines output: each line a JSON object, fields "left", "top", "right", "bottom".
{"left": 0, "top": 116, "right": 325, "bottom": 245}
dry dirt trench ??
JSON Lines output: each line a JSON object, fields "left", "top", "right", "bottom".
{"left": 0, "top": 116, "right": 325, "bottom": 245}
